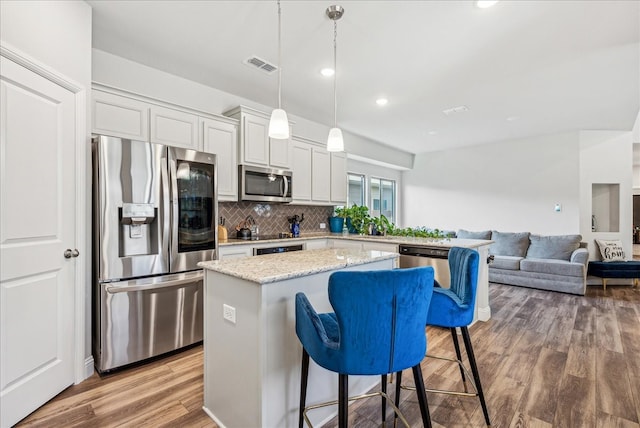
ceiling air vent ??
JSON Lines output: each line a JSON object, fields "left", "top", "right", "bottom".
{"left": 244, "top": 56, "right": 278, "bottom": 74}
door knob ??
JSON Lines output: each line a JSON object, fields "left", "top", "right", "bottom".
{"left": 64, "top": 249, "right": 80, "bottom": 258}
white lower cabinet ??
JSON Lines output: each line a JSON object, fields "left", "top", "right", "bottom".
{"left": 362, "top": 242, "right": 398, "bottom": 253}
{"left": 218, "top": 246, "right": 252, "bottom": 260}
{"left": 304, "top": 239, "right": 328, "bottom": 250}
{"left": 331, "top": 239, "right": 364, "bottom": 250}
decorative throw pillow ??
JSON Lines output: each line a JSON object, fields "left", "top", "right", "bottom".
{"left": 595, "top": 239, "right": 625, "bottom": 262}
{"left": 490, "top": 231, "right": 530, "bottom": 257}
{"left": 526, "top": 234, "right": 582, "bottom": 261}
{"left": 456, "top": 229, "right": 492, "bottom": 240}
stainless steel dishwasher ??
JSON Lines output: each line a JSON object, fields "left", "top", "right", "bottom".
{"left": 399, "top": 245, "right": 450, "bottom": 286}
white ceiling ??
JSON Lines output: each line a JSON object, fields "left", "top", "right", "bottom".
{"left": 89, "top": 0, "right": 640, "bottom": 155}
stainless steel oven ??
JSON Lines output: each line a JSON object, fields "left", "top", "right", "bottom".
{"left": 238, "top": 164, "right": 292, "bottom": 203}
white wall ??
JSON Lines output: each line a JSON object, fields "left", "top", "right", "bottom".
{"left": 579, "top": 131, "right": 633, "bottom": 259}
{"left": 1, "top": 0, "right": 93, "bottom": 377}
{"left": 346, "top": 158, "right": 404, "bottom": 224}
{"left": 92, "top": 49, "right": 414, "bottom": 169}
{"left": 401, "top": 132, "right": 581, "bottom": 234}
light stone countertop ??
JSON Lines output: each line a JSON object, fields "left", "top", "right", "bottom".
{"left": 219, "top": 233, "right": 493, "bottom": 249}
{"left": 198, "top": 248, "right": 399, "bottom": 284}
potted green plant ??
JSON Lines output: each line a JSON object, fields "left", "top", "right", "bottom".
{"left": 328, "top": 207, "right": 346, "bottom": 233}
{"left": 348, "top": 204, "right": 370, "bottom": 235}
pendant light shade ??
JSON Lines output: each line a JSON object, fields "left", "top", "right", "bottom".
{"left": 269, "top": 0, "right": 290, "bottom": 139}
{"left": 269, "top": 108, "right": 289, "bottom": 139}
{"left": 326, "top": 5, "right": 344, "bottom": 152}
{"left": 327, "top": 127, "right": 344, "bottom": 152}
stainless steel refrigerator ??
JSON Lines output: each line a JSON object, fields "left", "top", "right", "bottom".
{"left": 92, "top": 135, "right": 217, "bottom": 373}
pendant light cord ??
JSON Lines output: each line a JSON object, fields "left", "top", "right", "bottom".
{"left": 333, "top": 20, "right": 338, "bottom": 128}
{"left": 277, "top": 0, "right": 282, "bottom": 110}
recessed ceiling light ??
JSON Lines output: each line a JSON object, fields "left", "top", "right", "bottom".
{"left": 476, "top": 1, "right": 499, "bottom": 8}
{"left": 506, "top": 116, "right": 520, "bottom": 122}
{"left": 320, "top": 68, "right": 334, "bottom": 77}
{"left": 442, "top": 105, "right": 469, "bottom": 115}
{"left": 376, "top": 98, "right": 388, "bottom": 106}
{"left": 428, "top": 131, "right": 438, "bottom": 135}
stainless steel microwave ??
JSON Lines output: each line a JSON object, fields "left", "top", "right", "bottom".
{"left": 238, "top": 165, "right": 292, "bottom": 203}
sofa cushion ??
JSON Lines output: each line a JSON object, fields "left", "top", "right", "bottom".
{"left": 595, "top": 239, "right": 626, "bottom": 262}
{"left": 526, "top": 234, "right": 582, "bottom": 261}
{"left": 491, "top": 255, "right": 523, "bottom": 271}
{"left": 490, "top": 231, "right": 530, "bottom": 257}
{"left": 457, "top": 229, "right": 492, "bottom": 240}
{"left": 520, "top": 259, "right": 584, "bottom": 277}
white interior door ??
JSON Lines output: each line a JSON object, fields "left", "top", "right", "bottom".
{"left": 0, "top": 57, "right": 77, "bottom": 427}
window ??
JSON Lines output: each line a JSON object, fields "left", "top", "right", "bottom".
{"left": 347, "top": 173, "right": 365, "bottom": 207}
{"left": 370, "top": 177, "right": 395, "bottom": 223}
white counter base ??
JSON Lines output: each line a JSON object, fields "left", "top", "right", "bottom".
{"left": 203, "top": 257, "right": 395, "bottom": 428}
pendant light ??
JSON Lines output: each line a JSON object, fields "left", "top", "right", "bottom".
{"left": 268, "top": 0, "right": 290, "bottom": 139}
{"left": 326, "top": 5, "right": 344, "bottom": 152}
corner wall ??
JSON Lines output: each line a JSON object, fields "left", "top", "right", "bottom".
{"left": 401, "top": 132, "right": 581, "bottom": 235}
{"left": 579, "top": 131, "right": 633, "bottom": 259}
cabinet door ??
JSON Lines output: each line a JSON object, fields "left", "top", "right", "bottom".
{"left": 92, "top": 90, "right": 149, "bottom": 140}
{"left": 312, "top": 147, "right": 331, "bottom": 202}
{"left": 330, "top": 152, "right": 347, "bottom": 204}
{"left": 291, "top": 141, "right": 312, "bottom": 202}
{"left": 269, "top": 133, "right": 291, "bottom": 169}
{"left": 218, "top": 246, "right": 252, "bottom": 260}
{"left": 150, "top": 105, "right": 199, "bottom": 149}
{"left": 242, "top": 114, "right": 269, "bottom": 166}
{"left": 202, "top": 118, "right": 238, "bottom": 201}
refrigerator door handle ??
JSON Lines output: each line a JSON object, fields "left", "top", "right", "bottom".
{"left": 161, "top": 155, "right": 171, "bottom": 258}
{"left": 105, "top": 271, "right": 203, "bottom": 294}
{"left": 168, "top": 155, "right": 179, "bottom": 259}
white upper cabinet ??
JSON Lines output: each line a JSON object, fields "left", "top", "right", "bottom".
{"left": 243, "top": 113, "right": 270, "bottom": 166}
{"left": 150, "top": 105, "right": 199, "bottom": 149}
{"left": 312, "top": 147, "right": 331, "bottom": 202}
{"left": 270, "top": 135, "right": 291, "bottom": 169}
{"left": 330, "top": 152, "right": 347, "bottom": 204}
{"left": 225, "top": 106, "right": 292, "bottom": 169}
{"left": 92, "top": 89, "right": 149, "bottom": 140}
{"left": 201, "top": 117, "right": 239, "bottom": 201}
{"left": 291, "top": 138, "right": 312, "bottom": 202}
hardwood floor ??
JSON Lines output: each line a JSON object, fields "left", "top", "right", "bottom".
{"left": 16, "top": 282, "right": 640, "bottom": 427}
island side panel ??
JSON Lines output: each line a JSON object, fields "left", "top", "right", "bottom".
{"left": 475, "top": 244, "right": 491, "bottom": 322}
{"left": 204, "top": 271, "right": 262, "bottom": 428}
{"left": 261, "top": 259, "right": 396, "bottom": 428}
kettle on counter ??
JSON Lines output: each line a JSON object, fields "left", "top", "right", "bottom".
{"left": 287, "top": 213, "right": 304, "bottom": 238}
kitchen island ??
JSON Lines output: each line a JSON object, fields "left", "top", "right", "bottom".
{"left": 199, "top": 248, "right": 399, "bottom": 428}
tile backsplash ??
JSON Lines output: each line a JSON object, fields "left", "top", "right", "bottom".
{"left": 219, "top": 202, "right": 335, "bottom": 236}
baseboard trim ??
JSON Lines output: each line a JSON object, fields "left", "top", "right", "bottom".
{"left": 83, "top": 356, "right": 94, "bottom": 381}
{"left": 477, "top": 306, "right": 491, "bottom": 322}
{"left": 203, "top": 406, "right": 227, "bottom": 428}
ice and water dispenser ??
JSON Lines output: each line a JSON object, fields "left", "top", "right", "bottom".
{"left": 119, "top": 202, "right": 158, "bottom": 257}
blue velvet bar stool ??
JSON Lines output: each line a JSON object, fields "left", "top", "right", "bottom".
{"left": 396, "top": 247, "right": 491, "bottom": 426}
{"left": 295, "top": 267, "right": 435, "bottom": 428}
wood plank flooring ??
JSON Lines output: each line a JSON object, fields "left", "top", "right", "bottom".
{"left": 16, "top": 282, "right": 640, "bottom": 427}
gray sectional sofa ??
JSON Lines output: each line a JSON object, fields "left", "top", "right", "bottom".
{"left": 457, "top": 230, "right": 589, "bottom": 295}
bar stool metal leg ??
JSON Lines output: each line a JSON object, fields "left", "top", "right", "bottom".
{"left": 299, "top": 349, "right": 310, "bottom": 428}
{"left": 381, "top": 374, "right": 387, "bottom": 423}
{"left": 338, "top": 374, "right": 348, "bottom": 428}
{"left": 412, "top": 364, "right": 433, "bottom": 428}
{"left": 450, "top": 327, "right": 468, "bottom": 392}
{"left": 461, "top": 326, "right": 491, "bottom": 426}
